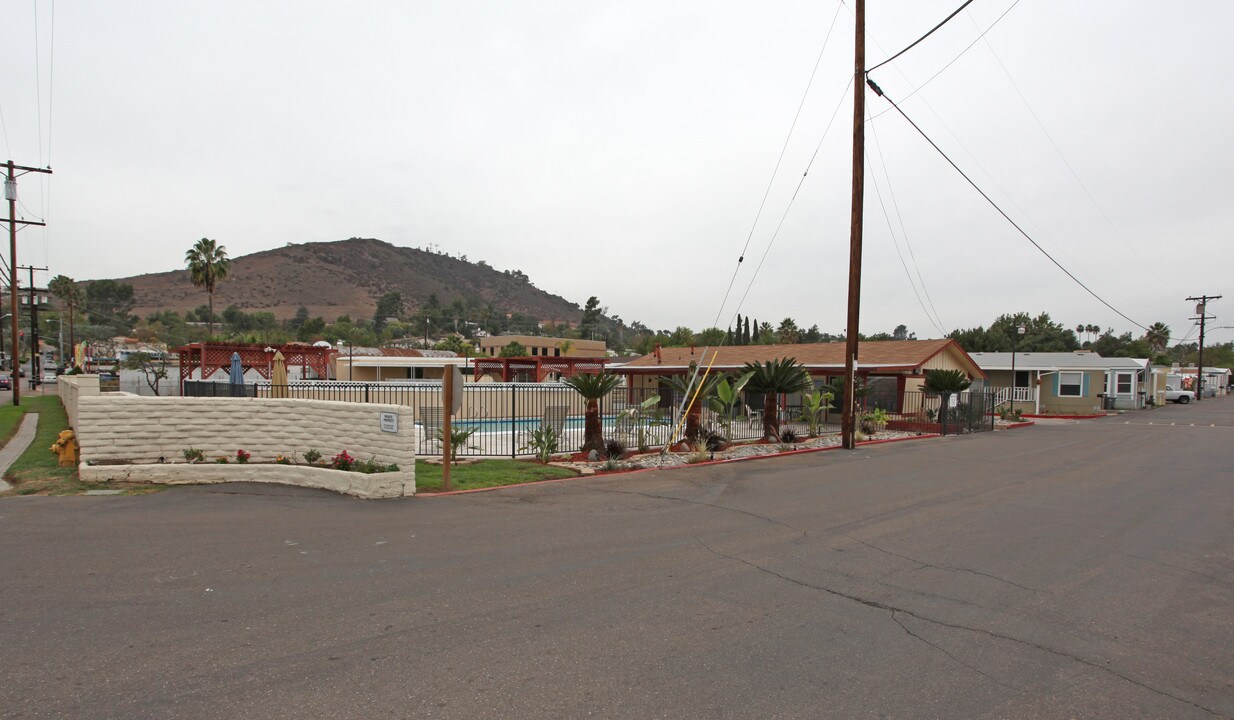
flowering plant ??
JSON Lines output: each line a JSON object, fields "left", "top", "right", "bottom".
{"left": 236, "top": 449, "right": 251, "bottom": 464}
{"left": 331, "top": 450, "right": 355, "bottom": 471}
{"left": 275, "top": 454, "right": 292, "bottom": 465}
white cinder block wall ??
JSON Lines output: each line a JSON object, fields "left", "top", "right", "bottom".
{"left": 70, "top": 392, "right": 417, "bottom": 498}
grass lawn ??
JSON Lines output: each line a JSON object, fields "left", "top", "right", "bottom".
{"left": 0, "top": 401, "right": 25, "bottom": 445}
{"left": 1, "top": 396, "right": 165, "bottom": 497}
{"left": 414, "top": 459, "right": 578, "bottom": 493}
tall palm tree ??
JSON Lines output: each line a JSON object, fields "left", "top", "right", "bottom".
{"left": 48, "top": 275, "right": 83, "bottom": 362}
{"left": 1143, "top": 322, "right": 1171, "bottom": 354}
{"left": 563, "top": 372, "right": 621, "bottom": 454}
{"left": 185, "top": 237, "right": 231, "bottom": 338}
{"left": 742, "top": 358, "right": 812, "bottom": 440}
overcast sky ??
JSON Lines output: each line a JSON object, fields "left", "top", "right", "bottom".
{"left": 3, "top": 1, "right": 1232, "bottom": 342}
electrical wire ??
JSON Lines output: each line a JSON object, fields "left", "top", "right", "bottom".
{"left": 867, "top": 0, "right": 974, "bottom": 73}
{"left": 33, "top": 0, "right": 44, "bottom": 167}
{"left": 714, "top": 0, "right": 845, "bottom": 330}
{"left": 970, "top": 11, "right": 1181, "bottom": 296}
{"left": 869, "top": 0, "right": 1020, "bottom": 121}
{"left": 729, "top": 77, "right": 854, "bottom": 329}
{"left": 0, "top": 104, "right": 12, "bottom": 158}
{"left": 867, "top": 114, "right": 946, "bottom": 334}
{"left": 869, "top": 81, "right": 1149, "bottom": 332}
{"left": 866, "top": 147, "right": 946, "bottom": 336}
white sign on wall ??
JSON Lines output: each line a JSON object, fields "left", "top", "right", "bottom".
{"left": 379, "top": 411, "right": 398, "bottom": 433}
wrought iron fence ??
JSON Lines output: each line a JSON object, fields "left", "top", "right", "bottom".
{"left": 183, "top": 380, "right": 846, "bottom": 457}
{"left": 863, "top": 388, "right": 996, "bottom": 435}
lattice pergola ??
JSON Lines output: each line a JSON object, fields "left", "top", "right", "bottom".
{"left": 178, "top": 342, "right": 334, "bottom": 391}
{"left": 472, "top": 356, "right": 609, "bottom": 383}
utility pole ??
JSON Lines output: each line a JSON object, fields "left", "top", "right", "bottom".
{"left": 841, "top": 0, "right": 866, "bottom": 450}
{"left": 1186, "top": 295, "right": 1220, "bottom": 402}
{"left": 5, "top": 160, "right": 53, "bottom": 406}
{"left": 20, "top": 265, "right": 48, "bottom": 391}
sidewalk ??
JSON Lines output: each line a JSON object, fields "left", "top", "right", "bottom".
{"left": 0, "top": 413, "right": 39, "bottom": 492}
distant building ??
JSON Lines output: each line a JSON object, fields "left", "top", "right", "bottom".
{"left": 477, "top": 335, "right": 606, "bottom": 358}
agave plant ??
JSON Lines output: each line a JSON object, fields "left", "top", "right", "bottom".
{"left": 742, "top": 358, "right": 812, "bottom": 440}
{"left": 563, "top": 372, "right": 622, "bottom": 454}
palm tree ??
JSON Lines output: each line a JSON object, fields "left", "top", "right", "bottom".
{"left": 563, "top": 372, "right": 621, "bottom": 454}
{"left": 661, "top": 368, "right": 725, "bottom": 444}
{"left": 742, "top": 358, "right": 812, "bottom": 440}
{"left": 922, "top": 369, "right": 972, "bottom": 433}
{"left": 184, "top": 237, "right": 231, "bottom": 338}
{"left": 1143, "top": 322, "right": 1171, "bottom": 354}
{"left": 48, "top": 275, "right": 83, "bottom": 362}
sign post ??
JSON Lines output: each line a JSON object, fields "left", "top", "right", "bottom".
{"left": 441, "top": 365, "right": 464, "bottom": 491}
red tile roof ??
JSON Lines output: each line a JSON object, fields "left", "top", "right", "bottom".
{"left": 616, "top": 339, "right": 985, "bottom": 378}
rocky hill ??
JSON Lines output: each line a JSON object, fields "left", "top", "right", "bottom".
{"left": 108, "top": 238, "right": 584, "bottom": 323}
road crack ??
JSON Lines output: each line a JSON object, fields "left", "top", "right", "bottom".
{"left": 588, "top": 486, "right": 806, "bottom": 536}
{"left": 852, "top": 537, "right": 1046, "bottom": 593}
{"left": 696, "top": 539, "right": 1229, "bottom": 719}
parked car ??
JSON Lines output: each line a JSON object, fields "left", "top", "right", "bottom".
{"left": 1165, "top": 385, "right": 1195, "bottom": 404}
{"left": 0, "top": 373, "right": 11, "bottom": 390}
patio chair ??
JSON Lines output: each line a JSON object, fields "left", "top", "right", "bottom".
{"left": 745, "top": 404, "right": 764, "bottom": 428}
{"left": 419, "top": 406, "right": 443, "bottom": 452}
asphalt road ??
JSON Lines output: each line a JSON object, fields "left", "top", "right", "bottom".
{"left": 2, "top": 399, "right": 1232, "bottom": 719}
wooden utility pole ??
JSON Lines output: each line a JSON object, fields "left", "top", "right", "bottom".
{"left": 442, "top": 367, "right": 454, "bottom": 492}
{"left": 1187, "top": 295, "right": 1220, "bottom": 402}
{"left": 19, "top": 265, "right": 48, "bottom": 391}
{"left": 4, "top": 160, "right": 53, "bottom": 407}
{"left": 841, "top": 0, "right": 866, "bottom": 450}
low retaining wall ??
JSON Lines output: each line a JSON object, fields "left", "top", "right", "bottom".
{"left": 79, "top": 463, "right": 412, "bottom": 500}
{"left": 72, "top": 394, "right": 417, "bottom": 498}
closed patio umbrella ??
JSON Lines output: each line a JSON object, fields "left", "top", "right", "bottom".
{"left": 229, "top": 352, "right": 244, "bottom": 396}
{"left": 271, "top": 350, "right": 288, "bottom": 398}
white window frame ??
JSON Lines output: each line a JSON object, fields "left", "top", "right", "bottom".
{"left": 1059, "top": 371, "right": 1083, "bottom": 397}
{"left": 1116, "top": 372, "right": 1133, "bottom": 395}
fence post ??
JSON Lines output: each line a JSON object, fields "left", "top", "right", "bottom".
{"left": 511, "top": 382, "right": 517, "bottom": 459}
{"left": 365, "top": 383, "right": 370, "bottom": 404}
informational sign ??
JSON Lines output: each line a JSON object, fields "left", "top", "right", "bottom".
{"left": 379, "top": 411, "right": 398, "bottom": 433}
{"left": 449, "top": 366, "right": 464, "bottom": 414}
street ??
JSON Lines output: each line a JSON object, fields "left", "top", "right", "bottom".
{"left": 2, "top": 399, "right": 1232, "bottom": 719}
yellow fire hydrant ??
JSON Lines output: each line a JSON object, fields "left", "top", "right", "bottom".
{"left": 50, "top": 430, "right": 78, "bottom": 467}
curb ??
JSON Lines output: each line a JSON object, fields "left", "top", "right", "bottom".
{"left": 1022, "top": 413, "right": 1105, "bottom": 420}
{"left": 0, "top": 413, "right": 41, "bottom": 493}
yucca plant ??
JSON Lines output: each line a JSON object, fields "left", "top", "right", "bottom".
{"left": 563, "top": 372, "right": 622, "bottom": 454}
{"left": 742, "top": 358, "right": 812, "bottom": 440}
{"left": 798, "top": 388, "right": 834, "bottom": 437}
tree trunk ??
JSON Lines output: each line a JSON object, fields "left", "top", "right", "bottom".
{"left": 763, "top": 393, "right": 779, "bottom": 440}
{"left": 582, "top": 398, "right": 604, "bottom": 453}
{"left": 685, "top": 398, "right": 703, "bottom": 443}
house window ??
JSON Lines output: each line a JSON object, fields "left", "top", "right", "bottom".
{"left": 1059, "top": 371, "right": 1083, "bottom": 397}
{"left": 1116, "top": 372, "right": 1132, "bottom": 394}
{"left": 1014, "top": 370, "right": 1030, "bottom": 388}
{"left": 555, "top": 348, "right": 561, "bottom": 357}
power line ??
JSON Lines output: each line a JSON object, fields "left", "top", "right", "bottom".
{"left": 716, "top": 0, "right": 845, "bottom": 330}
{"left": 867, "top": 79, "right": 1149, "bottom": 332}
{"left": 971, "top": 12, "right": 1181, "bottom": 296}
{"left": 869, "top": 0, "right": 1020, "bottom": 120}
{"left": 867, "top": 114, "right": 946, "bottom": 334}
{"left": 866, "top": 147, "right": 946, "bottom": 336}
{"left": 728, "top": 78, "right": 854, "bottom": 329}
{"left": 868, "top": 0, "right": 974, "bottom": 73}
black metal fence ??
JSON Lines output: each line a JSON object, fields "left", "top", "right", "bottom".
{"left": 182, "top": 380, "right": 993, "bottom": 457}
